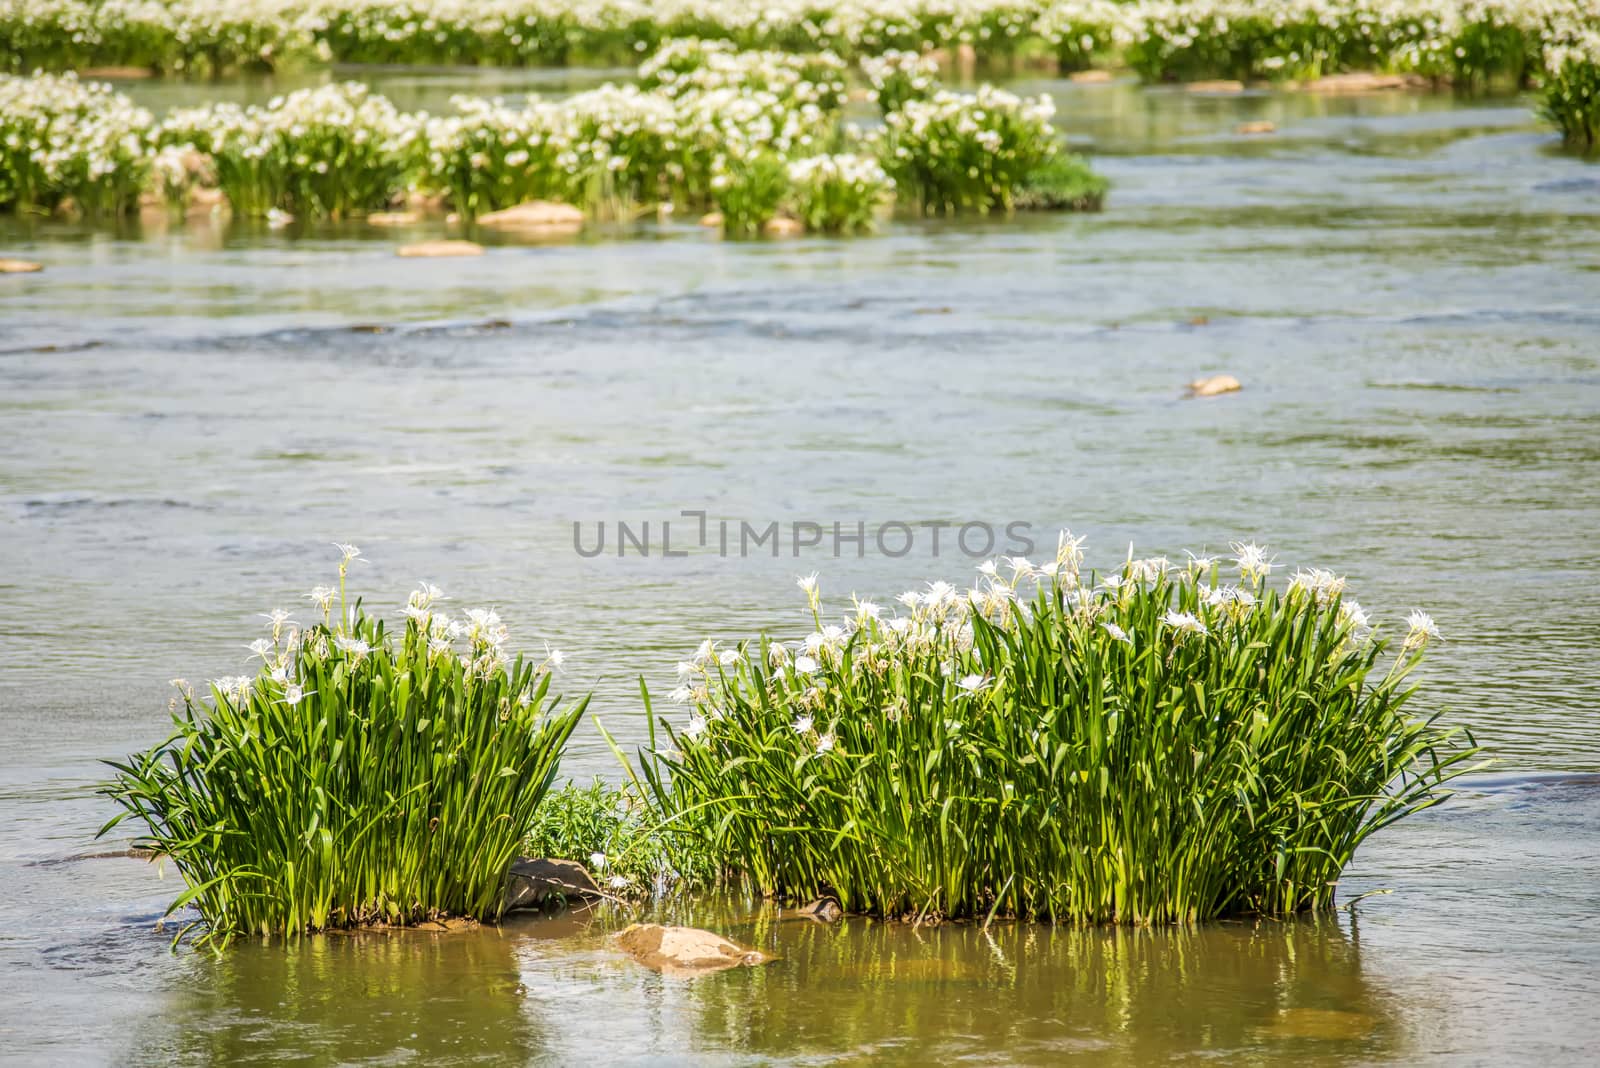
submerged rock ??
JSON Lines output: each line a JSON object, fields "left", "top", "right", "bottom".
{"left": 396, "top": 240, "right": 483, "bottom": 258}
{"left": 1303, "top": 72, "right": 1426, "bottom": 94}
{"left": 1187, "top": 80, "right": 1245, "bottom": 94}
{"left": 762, "top": 216, "right": 804, "bottom": 238}
{"left": 367, "top": 210, "right": 422, "bottom": 226}
{"left": 187, "top": 187, "right": 229, "bottom": 217}
{"left": 615, "top": 924, "right": 773, "bottom": 975}
{"left": 1187, "top": 373, "right": 1243, "bottom": 397}
{"left": 776, "top": 897, "right": 844, "bottom": 923}
{"left": 698, "top": 211, "right": 724, "bottom": 228}
{"left": 1069, "top": 69, "right": 1115, "bottom": 84}
{"left": 0, "top": 258, "right": 43, "bottom": 274}
{"left": 477, "top": 200, "right": 585, "bottom": 231}
{"left": 502, "top": 857, "right": 602, "bottom": 912}
{"left": 1236, "top": 120, "right": 1277, "bottom": 135}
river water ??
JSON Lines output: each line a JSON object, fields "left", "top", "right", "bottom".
{"left": 1, "top": 75, "right": 1598, "bottom": 1064}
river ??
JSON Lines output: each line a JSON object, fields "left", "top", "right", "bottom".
{"left": 1, "top": 74, "right": 1598, "bottom": 1064}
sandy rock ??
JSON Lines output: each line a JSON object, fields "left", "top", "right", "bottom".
{"left": 1262, "top": 1007, "right": 1376, "bottom": 1040}
{"left": 1069, "top": 70, "right": 1115, "bottom": 84}
{"left": 502, "top": 857, "right": 602, "bottom": 912}
{"left": 615, "top": 924, "right": 773, "bottom": 975}
{"left": 698, "top": 211, "right": 724, "bottom": 228}
{"left": 79, "top": 66, "right": 152, "bottom": 80}
{"left": 1303, "top": 72, "right": 1425, "bottom": 94}
{"left": 187, "top": 187, "right": 228, "bottom": 217}
{"left": 0, "top": 258, "right": 43, "bottom": 274}
{"left": 368, "top": 210, "right": 422, "bottom": 226}
{"left": 1187, "top": 80, "right": 1245, "bottom": 94}
{"left": 477, "top": 200, "right": 585, "bottom": 232}
{"left": 405, "top": 190, "right": 448, "bottom": 214}
{"left": 397, "top": 240, "right": 483, "bottom": 258}
{"left": 1187, "top": 373, "right": 1242, "bottom": 397}
{"left": 1236, "top": 120, "right": 1277, "bottom": 135}
{"left": 762, "top": 216, "right": 804, "bottom": 238}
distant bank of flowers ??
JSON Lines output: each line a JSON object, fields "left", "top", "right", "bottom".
{"left": 1, "top": 2, "right": 1595, "bottom": 145}
{"left": 0, "top": 41, "right": 1107, "bottom": 228}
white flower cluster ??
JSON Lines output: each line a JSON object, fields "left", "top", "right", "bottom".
{"left": 638, "top": 37, "right": 849, "bottom": 111}
{"left": 669, "top": 533, "right": 1427, "bottom": 746}
{"left": 0, "top": 71, "right": 152, "bottom": 212}
{"left": 4, "top": 0, "right": 1595, "bottom": 74}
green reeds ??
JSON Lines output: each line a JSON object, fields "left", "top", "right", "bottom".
{"left": 102, "top": 555, "right": 586, "bottom": 948}
{"left": 634, "top": 539, "right": 1483, "bottom": 925}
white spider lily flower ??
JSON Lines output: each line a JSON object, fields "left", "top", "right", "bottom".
{"left": 332, "top": 541, "right": 363, "bottom": 565}
{"left": 284, "top": 682, "right": 313, "bottom": 707}
{"left": 667, "top": 685, "right": 695, "bottom": 704}
{"left": 718, "top": 648, "right": 741, "bottom": 667}
{"left": 957, "top": 673, "right": 990, "bottom": 693}
{"left": 306, "top": 585, "right": 336, "bottom": 613}
{"left": 1404, "top": 609, "right": 1442, "bottom": 648}
{"left": 246, "top": 638, "right": 275, "bottom": 660}
{"left": 977, "top": 559, "right": 1000, "bottom": 578}
{"left": 1101, "top": 622, "right": 1132, "bottom": 645}
{"left": 589, "top": 852, "right": 606, "bottom": 872}
{"left": 1231, "top": 541, "right": 1275, "bottom": 581}
{"left": 815, "top": 732, "right": 836, "bottom": 754}
{"left": 793, "top": 714, "right": 814, "bottom": 734}
{"left": 794, "top": 655, "right": 820, "bottom": 674}
{"left": 333, "top": 634, "right": 371, "bottom": 658}
{"left": 1162, "top": 610, "right": 1208, "bottom": 636}
{"left": 683, "top": 714, "right": 708, "bottom": 740}
{"left": 608, "top": 875, "right": 630, "bottom": 891}
{"left": 543, "top": 642, "right": 566, "bottom": 670}
{"left": 796, "top": 572, "right": 819, "bottom": 596}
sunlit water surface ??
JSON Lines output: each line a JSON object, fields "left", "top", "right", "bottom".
{"left": 2, "top": 76, "right": 1599, "bottom": 1065}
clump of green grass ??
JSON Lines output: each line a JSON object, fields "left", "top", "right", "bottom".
{"left": 1012, "top": 150, "right": 1108, "bottom": 212}
{"left": 1542, "top": 36, "right": 1600, "bottom": 148}
{"left": 102, "top": 545, "right": 587, "bottom": 948}
{"left": 633, "top": 535, "right": 1482, "bottom": 925}
{"left": 524, "top": 778, "right": 719, "bottom": 897}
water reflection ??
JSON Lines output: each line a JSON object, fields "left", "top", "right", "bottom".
{"left": 131, "top": 928, "right": 540, "bottom": 1065}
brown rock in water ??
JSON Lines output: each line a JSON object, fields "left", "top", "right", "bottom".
{"left": 615, "top": 924, "right": 773, "bottom": 975}
{"left": 777, "top": 897, "right": 843, "bottom": 923}
{"left": 187, "top": 187, "right": 228, "bottom": 217}
{"left": 477, "top": 200, "right": 585, "bottom": 232}
{"left": 0, "top": 258, "right": 43, "bottom": 274}
{"left": 406, "top": 190, "right": 448, "bottom": 214}
{"left": 1187, "top": 80, "right": 1246, "bottom": 94}
{"left": 762, "top": 216, "right": 804, "bottom": 238}
{"left": 1303, "top": 72, "right": 1425, "bottom": 94}
{"left": 698, "top": 211, "right": 724, "bottom": 228}
{"left": 1187, "top": 373, "right": 1243, "bottom": 397}
{"left": 396, "top": 240, "right": 483, "bottom": 258}
{"left": 502, "top": 857, "right": 602, "bottom": 912}
{"left": 79, "top": 66, "right": 153, "bottom": 80}
{"left": 1236, "top": 120, "right": 1277, "bottom": 135}
{"left": 367, "top": 210, "right": 422, "bottom": 226}
{"left": 1069, "top": 70, "right": 1115, "bottom": 84}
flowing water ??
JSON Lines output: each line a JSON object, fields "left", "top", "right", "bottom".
{"left": 2, "top": 75, "right": 1599, "bottom": 1065}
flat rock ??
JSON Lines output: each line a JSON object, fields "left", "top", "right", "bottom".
{"left": 503, "top": 857, "right": 602, "bottom": 912}
{"left": 762, "top": 216, "right": 804, "bottom": 238}
{"left": 615, "top": 924, "right": 773, "bottom": 975}
{"left": 776, "top": 897, "right": 843, "bottom": 923}
{"left": 368, "top": 210, "right": 422, "bottom": 226}
{"left": 1236, "top": 120, "right": 1277, "bottom": 135}
{"left": 477, "top": 200, "right": 585, "bottom": 231}
{"left": 1187, "top": 80, "right": 1245, "bottom": 94}
{"left": 0, "top": 258, "right": 43, "bottom": 274}
{"left": 1187, "top": 373, "right": 1242, "bottom": 397}
{"left": 397, "top": 240, "right": 483, "bottom": 258}
{"left": 698, "top": 211, "right": 724, "bottom": 228}
{"left": 1069, "top": 70, "right": 1115, "bottom": 84}
{"left": 79, "top": 66, "right": 152, "bottom": 80}
{"left": 187, "top": 187, "right": 228, "bottom": 217}
{"left": 1303, "top": 72, "right": 1424, "bottom": 94}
